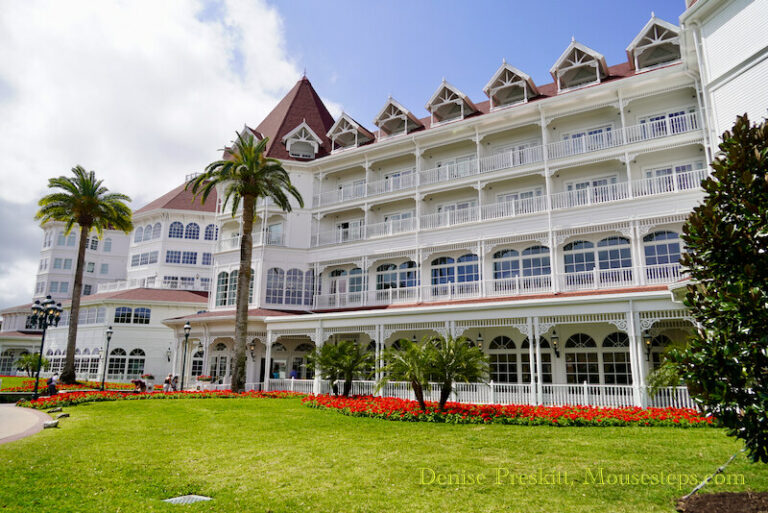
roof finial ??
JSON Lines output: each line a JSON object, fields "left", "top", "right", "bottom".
{"left": 571, "top": 35, "right": 575, "bottom": 43}
{"left": 651, "top": 10, "right": 655, "bottom": 18}
{"left": 302, "top": 66, "right": 307, "bottom": 78}
{"left": 502, "top": 57, "right": 507, "bottom": 65}
{"left": 442, "top": 76, "right": 446, "bottom": 83}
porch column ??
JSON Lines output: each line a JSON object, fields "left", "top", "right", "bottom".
{"left": 374, "top": 325, "right": 381, "bottom": 385}
{"left": 201, "top": 336, "right": 210, "bottom": 379}
{"left": 313, "top": 327, "right": 324, "bottom": 394}
{"left": 527, "top": 317, "right": 536, "bottom": 405}
{"left": 478, "top": 240, "right": 486, "bottom": 297}
{"left": 626, "top": 308, "right": 644, "bottom": 407}
{"left": 263, "top": 331, "right": 273, "bottom": 391}
{"left": 534, "top": 317, "right": 543, "bottom": 405}
{"left": 633, "top": 223, "right": 646, "bottom": 286}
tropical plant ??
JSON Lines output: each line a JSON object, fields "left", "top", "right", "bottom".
{"left": 377, "top": 338, "right": 433, "bottom": 410}
{"left": 188, "top": 133, "right": 303, "bottom": 393}
{"left": 15, "top": 353, "right": 50, "bottom": 377}
{"left": 646, "top": 339, "right": 687, "bottom": 397}
{"left": 307, "top": 340, "right": 373, "bottom": 397}
{"left": 429, "top": 335, "right": 489, "bottom": 411}
{"left": 668, "top": 114, "right": 768, "bottom": 463}
{"left": 36, "top": 166, "right": 132, "bottom": 384}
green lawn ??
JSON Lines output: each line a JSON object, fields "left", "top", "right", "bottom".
{"left": 1, "top": 398, "right": 764, "bottom": 513}
{"left": 0, "top": 376, "right": 29, "bottom": 389}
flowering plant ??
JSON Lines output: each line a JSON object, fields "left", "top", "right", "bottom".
{"left": 5, "top": 379, "right": 135, "bottom": 393}
{"left": 140, "top": 374, "right": 155, "bottom": 380}
{"left": 196, "top": 375, "right": 213, "bottom": 382}
{"left": 302, "top": 395, "right": 715, "bottom": 428}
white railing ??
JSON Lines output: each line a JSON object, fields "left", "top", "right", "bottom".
{"left": 265, "top": 232, "right": 285, "bottom": 246}
{"left": 479, "top": 146, "right": 544, "bottom": 174}
{"left": 559, "top": 268, "right": 635, "bottom": 292}
{"left": 419, "top": 159, "right": 478, "bottom": 186}
{"left": 623, "top": 112, "right": 699, "bottom": 144}
{"left": 481, "top": 195, "right": 548, "bottom": 220}
{"left": 551, "top": 181, "right": 630, "bottom": 210}
{"left": 216, "top": 235, "right": 240, "bottom": 252}
{"left": 367, "top": 217, "right": 417, "bottom": 238}
{"left": 96, "top": 279, "right": 210, "bottom": 293}
{"left": 314, "top": 182, "right": 367, "bottom": 206}
{"left": 314, "top": 291, "right": 365, "bottom": 309}
{"left": 547, "top": 130, "right": 623, "bottom": 160}
{"left": 268, "top": 378, "right": 314, "bottom": 394}
{"left": 420, "top": 206, "right": 480, "bottom": 230}
{"left": 647, "top": 386, "right": 695, "bottom": 409}
{"left": 632, "top": 167, "right": 708, "bottom": 197}
{"left": 485, "top": 275, "right": 552, "bottom": 296}
{"left": 645, "top": 263, "right": 684, "bottom": 284}
{"left": 367, "top": 169, "right": 417, "bottom": 196}
{"left": 314, "top": 226, "right": 366, "bottom": 246}
{"left": 422, "top": 282, "right": 480, "bottom": 301}
{"left": 367, "top": 287, "right": 419, "bottom": 305}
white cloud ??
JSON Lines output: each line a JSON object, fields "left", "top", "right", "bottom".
{"left": 0, "top": 0, "right": 312, "bottom": 309}
{"left": 0, "top": 258, "right": 37, "bottom": 306}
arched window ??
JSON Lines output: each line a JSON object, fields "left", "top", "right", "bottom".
{"left": 152, "top": 222, "right": 162, "bottom": 239}
{"left": 295, "top": 343, "right": 314, "bottom": 352}
{"left": 602, "top": 332, "right": 632, "bottom": 385}
{"left": 216, "top": 272, "right": 229, "bottom": 307}
{"left": 489, "top": 336, "right": 517, "bottom": 383}
{"left": 644, "top": 231, "right": 681, "bottom": 266}
{"left": 493, "top": 249, "right": 520, "bottom": 279}
{"left": 215, "top": 342, "right": 228, "bottom": 351}
{"left": 520, "top": 337, "right": 552, "bottom": 383}
{"left": 134, "top": 227, "right": 143, "bottom": 243}
{"left": 142, "top": 224, "right": 152, "bottom": 242}
{"left": 399, "top": 261, "right": 419, "bottom": 288}
{"left": 168, "top": 222, "right": 183, "bottom": 238}
{"left": 133, "top": 307, "right": 151, "bottom": 325}
{"left": 211, "top": 342, "right": 229, "bottom": 378}
{"left": 266, "top": 268, "right": 285, "bottom": 304}
{"left": 565, "top": 333, "right": 599, "bottom": 384}
{"left": 522, "top": 246, "right": 550, "bottom": 276}
{"left": 329, "top": 269, "right": 347, "bottom": 294}
{"left": 431, "top": 257, "right": 454, "bottom": 284}
{"left": 227, "top": 270, "right": 239, "bottom": 306}
{"left": 272, "top": 343, "right": 287, "bottom": 352}
{"left": 563, "top": 240, "right": 595, "bottom": 273}
{"left": 184, "top": 223, "right": 200, "bottom": 240}
{"left": 191, "top": 350, "right": 204, "bottom": 376}
{"left": 204, "top": 224, "right": 218, "bottom": 241}
{"left": 304, "top": 271, "right": 314, "bottom": 306}
{"left": 127, "top": 348, "right": 146, "bottom": 377}
{"left": 456, "top": 254, "right": 479, "bottom": 282}
{"left": 597, "top": 237, "right": 632, "bottom": 269}
{"left": 114, "top": 307, "right": 132, "bottom": 323}
{"left": 651, "top": 334, "right": 672, "bottom": 370}
{"left": 107, "top": 348, "right": 127, "bottom": 378}
{"left": 376, "top": 264, "right": 398, "bottom": 290}
{"left": 285, "top": 269, "right": 304, "bottom": 305}
{"left": 349, "top": 268, "right": 364, "bottom": 293}
{"left": 104, "top": 238, "right": 112, "bottom": 252}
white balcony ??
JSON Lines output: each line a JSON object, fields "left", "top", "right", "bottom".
{"left": 419, "top": 159, "right": 479, "bottom": 186}
{"left": 485, "top": 275, "right": 553, "bottom": 296}
{"left": 96, "top": 279, "right": 210, "bottom": 293}
{"left": 481, "top": 195, "right": 548, "bottom": 220}
{"left": 478, "top": 145, "right": 544, "bottom": 173}
{"left": 366, "top": 169, "right": 417, "bottom": 196}
{"left": 367, "top": 218, "right": 417, "bottom": 238}
{"left": 420, "top": 206, "right": 480, "bottom": 230}
{"left": 313, "top": 181, "right": 367, "bottom": 206}
{"left": 314, "top": 226, "right": 366, "bottom": 246}
{"left": 551, "top": 182, "right": 630, "bottom": 210}
{"left": 559, "top": 268, "right": 635, "bottom": 292}
{"left": 215, "top": 232, "right": 284, "bottom": 252}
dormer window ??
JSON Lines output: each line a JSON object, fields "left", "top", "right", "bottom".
{"left": 373, "top": 97, "right": 424, "bottom": 139}
{"left": 282, "top": 121, "right": 322, "bottom": 160}
{"left": 425, "top": 80, "right": 477, "bottom": 125}
{"left": 627, "top": 15, "right": 681, "bottom": 70}
{"left": 483, "top": 61, "right": 539, "bottom": 110}
{"left": 327, "top": 113, "right": 374, "bottom": 152}
{"left": 550, "top": 40, "right": 608, "bottom": 92}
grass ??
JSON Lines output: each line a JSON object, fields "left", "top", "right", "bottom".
{"left": 0, "top": 398, "right": 765, "bottom": 513}
{"left": 0, "top": 376, "right": 31, "bottom": 389}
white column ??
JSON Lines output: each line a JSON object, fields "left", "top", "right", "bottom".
{"left": 534, "top": 318, "right": 543, "bottom": 405}
{"left": 633, "top": 222, "right": 646, "bottom": 286}
{"left": 477, "top": 240, "right": 485, "bottom": 298}
{"left": 527, "top": 317, "right": 536, "bottom": 405}
{"left": 263, "top": 332, "right": 273, "bottom": 392}
{"left": 627, "top": 307, "right": 644, "bottom": 407}
{"left": 313, "top": 327, "right": 324, "bottom": 394}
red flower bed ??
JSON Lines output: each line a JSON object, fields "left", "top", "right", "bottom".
{"left": 4, "top": 379, "right": 164, "bottom": 393}
{"left": 302, "top": 395, "right": 715, "bottom": 428}
{"left": 19, "top": 389, "right": 306, "bottom": 410}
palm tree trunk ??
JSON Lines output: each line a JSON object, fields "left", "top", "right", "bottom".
{"left": 60, "top": 225, "right": 90, "bottom": 384}
{"left": 412, "top": 380, "right": 427, "bottom": 411}
{"left": 231, "top": 194, "right": 255, "bottom": 393}
{"left": 343, "top": 376, "right": 352, "bottom": 397}
{"left": 438, "top": 382, "right": 453, "bottom": 412}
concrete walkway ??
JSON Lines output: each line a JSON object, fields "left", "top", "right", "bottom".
{"left": 0, "top": 404, "right": 51, "bottom": 445}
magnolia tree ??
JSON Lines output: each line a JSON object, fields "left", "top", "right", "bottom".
{"left": 670, "top": 114, "right": 768, "bottom": 462}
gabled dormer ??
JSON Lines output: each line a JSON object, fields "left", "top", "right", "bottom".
{"left": 425, "top": 79, "right": 477, "bottom": 125}
{"left": 373, "top": 97, "right": 424, "bottom": 138}
{"left": 327, "top": 113, "right": 374, "bottom": 153}
{"left": 626, "top": 14, "right": 681, "bottom": 70}
{"left": 550, "top": 39, "right": 609, "bottom": 92}
{"left": 483, "top": 60, "right": 539, "bottom": 110}
{"left": 281, "top": 120, "right": 323, "bottom": 160}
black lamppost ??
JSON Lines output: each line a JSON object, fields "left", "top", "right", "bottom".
{"left": 180, "top": 322, "right": 191, "bottom": 390}
{"left": 100, "top": 326, "right": 113, "bottom": 391}
{"left": 28, "top": 296, "right": 62, "bottom": 399}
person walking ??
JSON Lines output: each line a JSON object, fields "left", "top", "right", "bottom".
{"left": 163, "top": 374, "right": 172, "bottom": 392}
{"left": 171, "top": 375, "right": 179, "bottom": 391}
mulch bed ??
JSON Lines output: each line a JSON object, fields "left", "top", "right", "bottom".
{"left": 677, "top": 492, "right": 768, "bottom": 513}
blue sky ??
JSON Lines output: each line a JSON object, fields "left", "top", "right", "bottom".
{"left": 270, "top": 0, "right": 686, "bottom": 125}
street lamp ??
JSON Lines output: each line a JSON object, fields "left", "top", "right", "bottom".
{"left": 180, "top": 322, "right": 191, "bottom": 390}
{"left": 100, "top": 326, "right": 113, "bottom": 391}
{"left": 28, "top": 296, "right": 62, "bottom": 399}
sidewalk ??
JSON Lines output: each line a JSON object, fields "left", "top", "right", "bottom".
{"left": 0, "top": 404, "right": 51, "bottom": 445}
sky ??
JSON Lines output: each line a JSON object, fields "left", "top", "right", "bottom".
{"left": 0, "top": 0, "right": 687, "bottom": 311}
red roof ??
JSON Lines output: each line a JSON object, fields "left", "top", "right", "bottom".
{"left": 63, "top": 288, "right": 208, "bottom": 306}
{"left": 0, "top": 303, "right": 33, "bottom": 315}
{"left": 255, "top": 77, "right": 336, "bottom": 161}
{"left": 169, "top": 307, "right": 302, "bottom": 321}
{"left": 135, "top": 182, "right": 217, "bottom": 215}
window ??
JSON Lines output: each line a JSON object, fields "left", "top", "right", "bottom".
{"left": 134, "top": 227, "right": 144, "bottom": 243}
{"left": 489, "top": 336, "right": 517, "bottom": 383}
{"left": 493, "top": 249, "right": 520, "bottom": 279}
{"left": 163, "top": 276, "right": 179, "bottom": 289}
{"left": 57, "top": 232, "right": 66, "bottom": 246}
{"left": 67, "top": 233, "right": 76, "bottom": 246}
{"left": 202, "top": 253, "right": 212, "bottom": 266}
{"left": 60, "top": 282, "right": 69, "bottom": 294}
{"left": 216, "top": 272, "right": 229, "bottom": 306}
{"left": 266, "top": 268, "right": 285, "bottom": 304}
{"left": 522, "top": 246, "right": 550, "bottom": 276}
{"left": 376, "top": 264, "right": 397, "bottom": 290}
{"left": 100, "top": 263, "right": 109, "bottom": 275}
{"left": 643, "top": 231, "right": 680, "bottom": 266}
{"left": 127, "top": 349, "right": 146, "bottom": 378}
{"left": 602, "top": 332, "right": 632, "bottom": 385}
{"left": 267, "top": 223, "right": 283, "bottom": 245}
{"left": 563, "top": 241, "right": 595, "bottom": 273}
{"left": 456, "top": 254, "right": 479, "bottom": 283}
{"left": 107, "top": 348, "right": 127, "bottom": 378}
{"left": 141, "top": 224, "right": 152, "bottom": 242}
{"left": 104, "top": 238, "right": 112, "bottom": 252}
{"left": 204, "top": 224, "right": 218, "bottom": 241}
{"left": 431, "top": 257, "right": 454, "bottom": 285}
{"left": 49, "top": 282, "right": 59, "bottom": 293}
{"left": 227, "top": 270, "right": 238, "bottom": 305}
{"left": 191, "top": 350, "right": 204, "bottom": 376}
{"left": 63, "top": 259, "right": 72, "bottom": 270}
{"left": 182, "top": 251, "right": 197, "bottom": 265}
{"left": 83, "top": 284, "right": 92, "bottom": 296}
{"left": 89, "top": 237, "right": 98, "bottom": 250}
{"left": 399, "top": 261, "right": 418, "bottom": 288}
{"left": 168, "top": 222, "right": 183, "bottom": 238}
{"left": 86, "top": 262, "right": 95, "bottom": 273}
{"left": 114, "top": 307, "right": 132, "bottom": 323}
{"left": 349, "top": 268, "right": 364, "bottom": 293}
{"left": 184, "top": 223, "right": 200, "bottom": 240}
{"left": 284, "top": 269, "right": 304, "bottom": 305}
{"left": 180, "top": 277, "right": 195, "bottom": 289}
{"left": 520, "top": 338, "right": 552, "bottom": 383}
{"left": 166, "top": 250, "right": 181, "bottom": 264}
{"left": 133, "top": 307, "right": 151, "bottom": 324}
{"left": 565, "top": 333, "right": 599, "bottom": 384}
{"left": 651, "top": 334, "right": 672, "bottom": 370}
{"left": 597, "top": 237, "right": 632, "bottom": 269}
{"left": 131, "top": 254, "right": 140, "bottom": 267}
{"left": 140, "top": 252, "right": 149, "bottom": 265}
{"left": 200, "top": 277, "right": 210, "bottom": 291}
{"left": 53, "top": 258, "right": 62, "bottom": 269}
{"left": 304, "top": 270, "right": 314, "bottom": 306}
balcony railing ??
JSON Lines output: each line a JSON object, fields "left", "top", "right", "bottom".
{"left": 312, "top": 112, "right": 701, "bottom": 209}
{"left": 420, "top": 206, "right": 480, "bottom": 230}
{"left": 367, "top": 218, "right": 417, "bottom": 238}
{"left": 481, "top": 195, "right": 548, "bottom": 220}
{"left": 559, "top": 268, "right": 635, "bottom": 292}
{"left": 96, "top": 279, "right": 210, "bottom": 293}
{"left": 314, "top": 226, "right": 366, "bottom": 246}
{"left": 216, "top": 232, "right": 284, "bottom": 251}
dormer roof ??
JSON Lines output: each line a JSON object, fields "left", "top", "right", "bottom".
{"left": 327, "top": 113, "right": 375, "bottom": 151}
{"left": 626, "top": 15, "right": 681, "bottom": 70}
{"left": 549, "top": 40, "right": 609, "bottom": 91}
{"left": 281, "top": 120, "right": 323, "bottom": 159}
{"left": 483, "top": 61, "right": 539, "bottom": 110}
{"left": 425, "top": 79, "right": 477, "bottom": 124}
{"left": 373, "top": 97, "right": 424, "bottom": 138}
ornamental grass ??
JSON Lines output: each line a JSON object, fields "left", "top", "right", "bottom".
{"left": 303, "top": 394, "right": 715, "bottom": 428}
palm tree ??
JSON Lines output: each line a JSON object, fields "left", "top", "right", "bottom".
{"left": 429, "top": 335, "right": 489, "bottom": 412}
{"left": 377, "top": 338, "right": 433, "bottom": 410}
{"left": 307, "top": 340, "right": 373, "bottom": 396}
{"left": 188, "top": 132, "right": 303, "bottom": 392}
{"left": 36, "top": 166, "right": 132, "bottom": 384}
